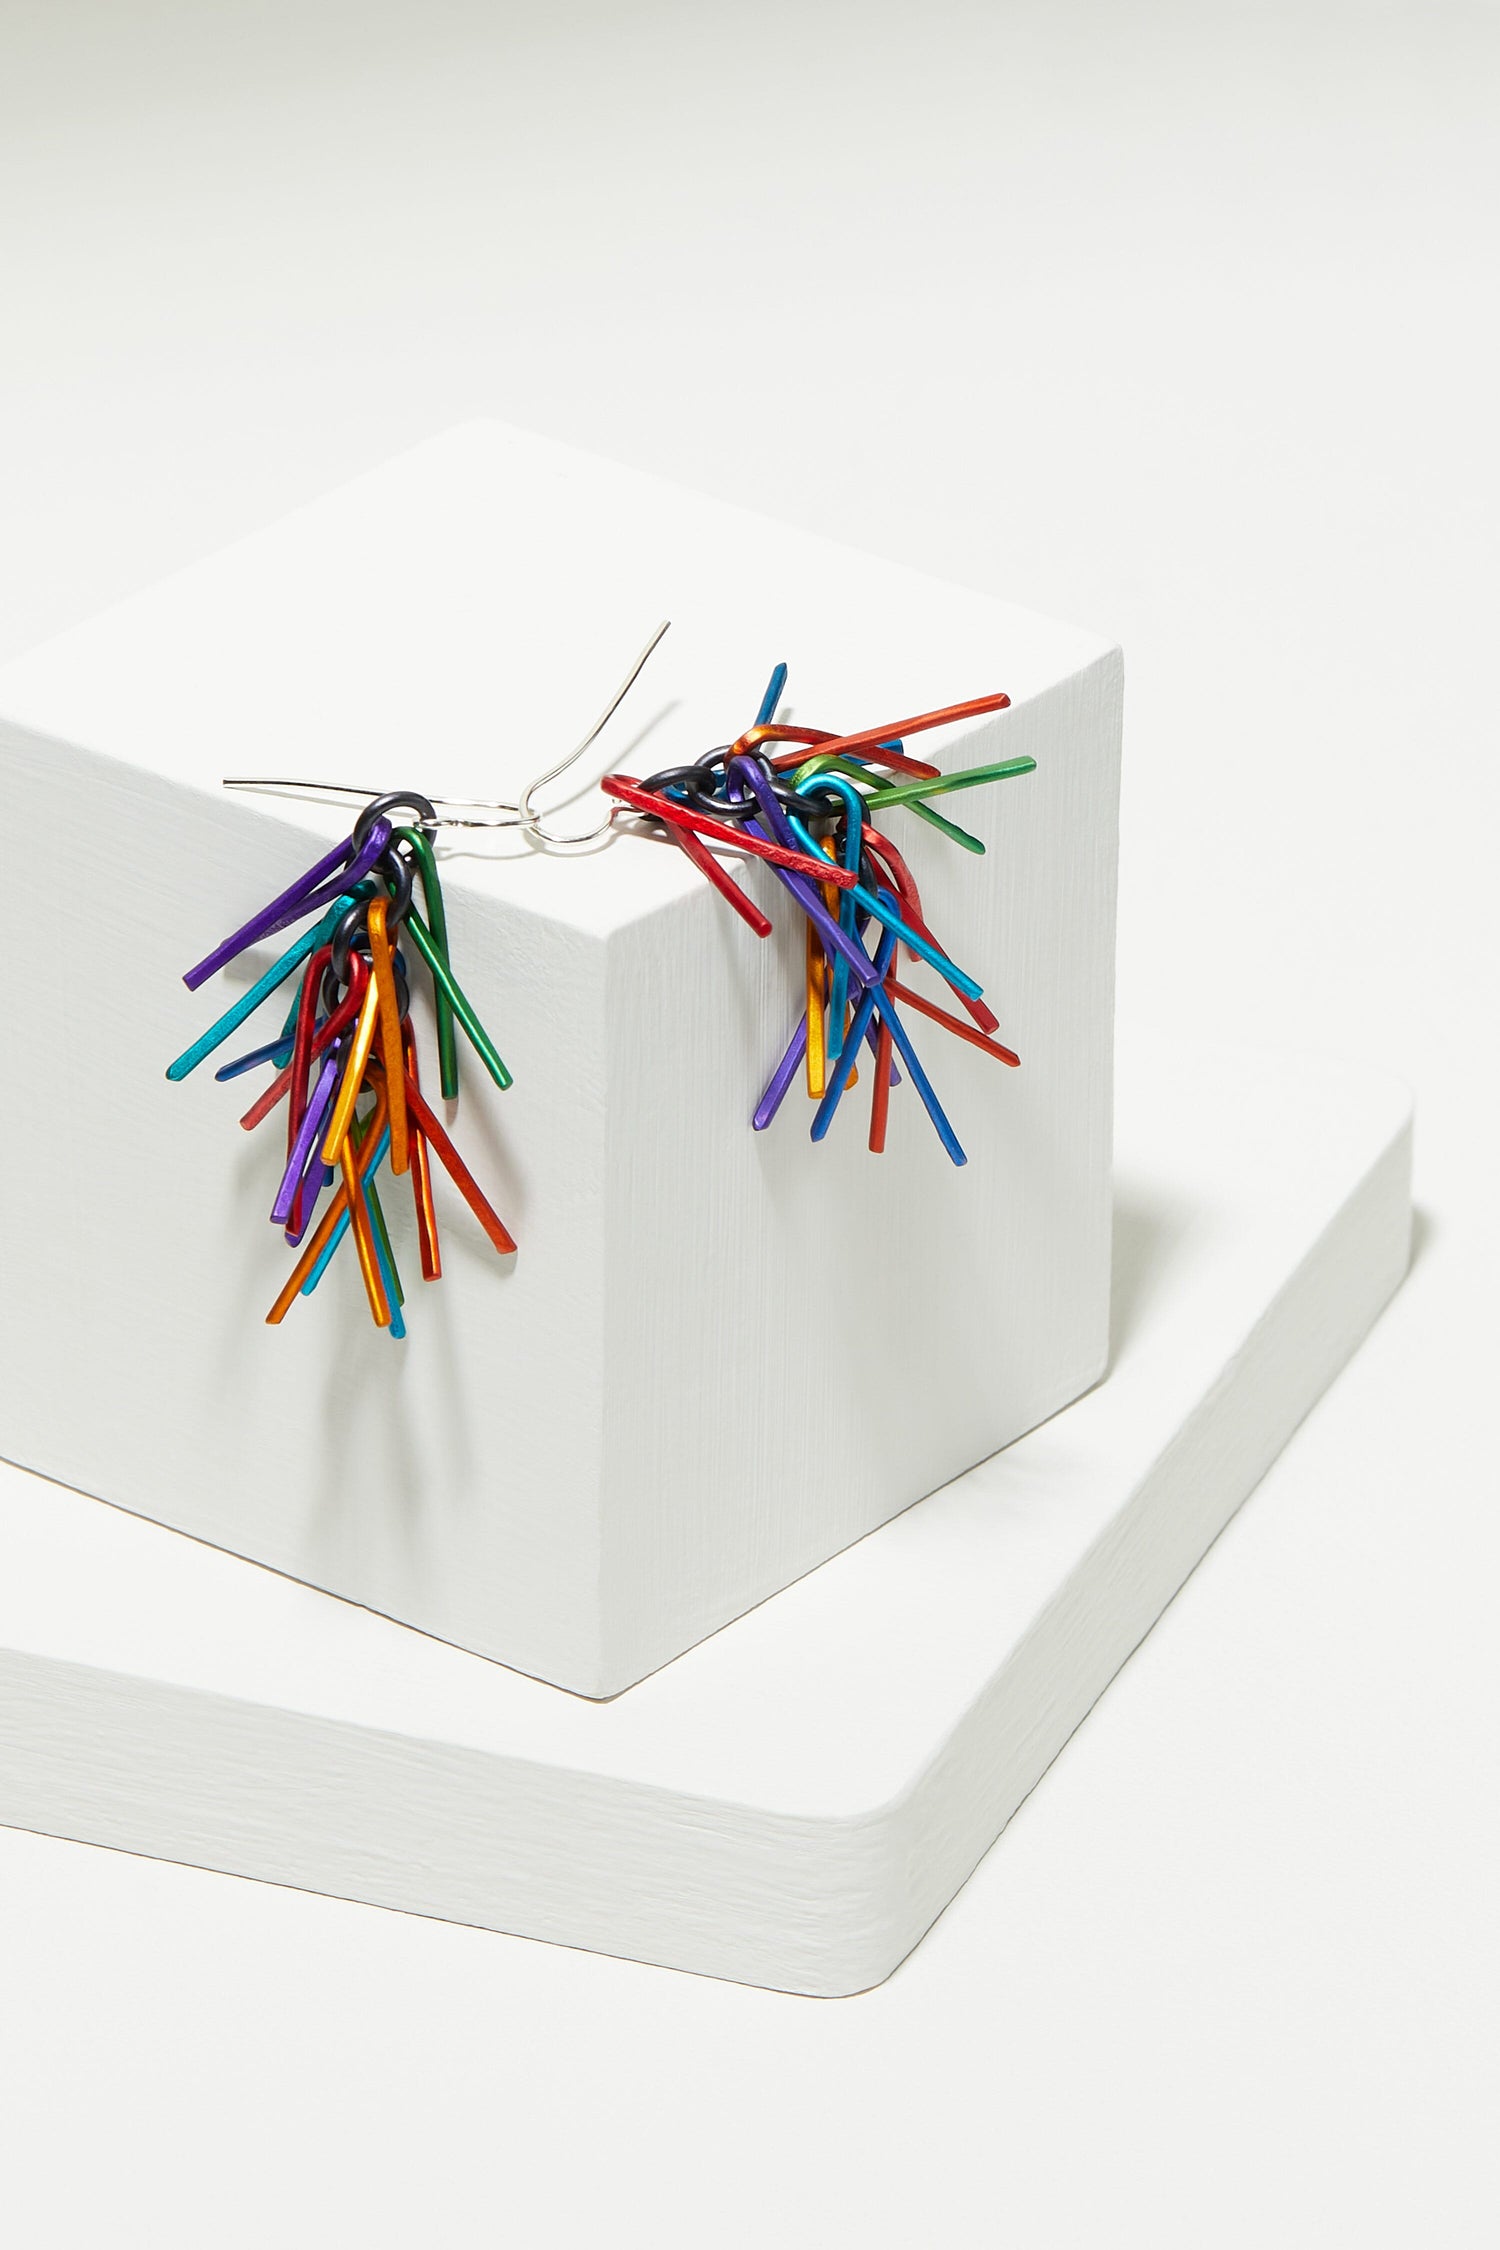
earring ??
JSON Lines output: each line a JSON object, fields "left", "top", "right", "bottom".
{"left": 594, "top": 660, "right": 1034, "bottom": 1164}
{"left": 167, "top": 789, "right": 515, "bottom": 1337}
{"left": 168, "top": 628, "right": 683, "bottom": 1336}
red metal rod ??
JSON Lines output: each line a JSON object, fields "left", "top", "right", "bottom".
{"left": 861, "top": 825, "right": 925, "bottom": 933}
{"left": 742, "top": 725, "right": 942, "bottom": 782}
{"left": 240, "top": 956, "right": 369, "bottom": 1132}
{"left": 285, "top": 946, "right": 325, "bottom": 1233}
{"left": 601, "top": 775, "right": 858, "bottom": 889}
{"left": 403, "top": 1077, "right": 517, "bottom": 1258}
{"left": 813, "top": 692, "right": 1011, "bottom": 763}
{"left": 869, "top": 1019, "right": 895, "bottom": 1151}
{"left": 401, "top": 1020, "right": 441, "bottom": 1282}
{"left": 668, "top": 823, "right": 772, "bottom": 937}
{"left": 880, "top": 892, "right": 1001, "bottom": 1035}
{"left": 885, "top": 977, "right": 1019, "bottom": 1066}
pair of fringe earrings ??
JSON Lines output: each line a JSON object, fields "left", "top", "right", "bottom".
{"left": 168, "top": 626, "right": 1034, "bottom": 1337}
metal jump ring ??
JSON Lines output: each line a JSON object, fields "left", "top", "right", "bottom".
{"left": 352, "top": 790, "right": 439, "bottom": 848}
{"left": 375, "top": 841, "right": 415, "bottom": 927}
{"left": 329, "top": 899, "right": 371, "bottom": 985}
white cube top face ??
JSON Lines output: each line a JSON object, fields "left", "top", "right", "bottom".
{"left": 0, "top": 423, "right": 1121, "bottom": 1697}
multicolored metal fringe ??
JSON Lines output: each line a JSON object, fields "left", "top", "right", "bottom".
{"left": 167, "top": 792, "right": 515, "bottom": 1335}
{"left": 602, "top": 669, "right": 1032, "bottom": 1165}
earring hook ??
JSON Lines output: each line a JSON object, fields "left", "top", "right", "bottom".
{"left": 221, "top": 620, "right": 672, "bottom": 847}
{"left": 513, "top": 618, "right": 671, "bottom": 847}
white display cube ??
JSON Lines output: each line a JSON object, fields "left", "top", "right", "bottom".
{"left": 0, "top": 423, "right": 1121, "bottom": 1696}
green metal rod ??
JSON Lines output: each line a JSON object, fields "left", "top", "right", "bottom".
{"left": 397, "top": 827, "right": 460, "bottom": 1100}
{"left": 349, "top": 1105, "right": 405, "bottom": 1317}
{"left": 901, "top": 798, "right": 987, "bottom": 854}
{"left": 363, "top": 1179, "right": 405, "bottom": 1310}
{"left": 862, "top": 756, "right": 1037, "bottom": 811}
{"left": 793, "top": 752, "right": 987, "bottom": 853}
{"left": 404, "top": 908, "right": 513, "bottom": 1092}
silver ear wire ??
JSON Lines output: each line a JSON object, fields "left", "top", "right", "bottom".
{"left": 512, "top": 619, "right": 671, "bottom": 847}
{"left": 222, "top": 619, "right": 672, "bottom": 846}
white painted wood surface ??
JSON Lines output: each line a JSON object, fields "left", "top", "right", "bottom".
{"left": 0, "top": 1044, "right": 1411, "bottom": 1994}
{"left": 0, "top": 422, "right": 1121, "bottom": 1694}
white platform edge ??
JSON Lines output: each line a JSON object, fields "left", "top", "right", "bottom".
{"left": 0, "top": 1045, "right": 1412, "bottom": 1995}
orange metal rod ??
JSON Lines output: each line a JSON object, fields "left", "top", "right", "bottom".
{"left": 735, "top": 724, "right": 941, "bottom": 782}
{"left": 367, "top": 897, "right": 409, "bottom": 1175}
{"left": 264, "top": 1086, "right": 390, "bottom": 1323}
{"left": 321, "top": 972, "right": 382, "bottom": 1165}
{"left": 772, "top": 746, "right": 941, "bottom": 781}
{"left": 813, "top": 692, "right": 1011, "bottom": 764}
{"left": 805, "top": 920, "right": 827, "bottom": 1098}
{"left": 340, "top": 1132, "right": 392, "bottom": 1326}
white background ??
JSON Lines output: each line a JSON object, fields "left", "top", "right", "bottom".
{"left": 1, "top": 3, "right": 1495, "bottom": 2242}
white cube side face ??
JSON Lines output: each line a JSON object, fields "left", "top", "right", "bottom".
{"left": 0, "top": 423, "right": 1120, "bottom": 1695}
{"left": 599, "top": 663, "right": 1120, "bottom": 1691}
{"left": 1, "top": 741, "right": 616, "bottom": 1689}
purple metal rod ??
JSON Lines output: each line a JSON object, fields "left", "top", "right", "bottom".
{"left": 284, "top": 1034, "right": 348, "bottom": 1240}
{"left": 753, "top": 1016, "right": 809, "bottom": 1131}
{"left": 726, "top": 758, "right": 875, "bottom": 991}
{"left": 182, "top": 820, "right": 391, "bottom": 991}
{"left": 753, "top": 999, "right": 897, "bottom": 1133}
{"left": 271, "top": 1048, "right": 342, "bottom": 1226}
{"left": 747, "top": 824, "right": 876, "bottom": 989}
{"left": 727, "top": 753, "right": 801, "bottom": 850}
{"left": 251, "top": 821, "right": 393, "bottom": 948}
{"left": 284, "top": 1164, "right": 333, "bottom": 1248}
{"left": 184, "top": 832, "right": 358, "bottom": 990}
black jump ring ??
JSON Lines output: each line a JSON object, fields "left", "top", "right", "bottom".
{"left": 634, "top": 749, "right": 845, "bottom": 839}
{"left": 353, "top": 789, "right": 439, "bottom": 848}
{"left": 637, "top": 762, "right": 722, "bottom": 800}
{"left": 329, "top": 898, "right": 371, "bottom": 985}
{"left": 375, "top": 842, "right": 415, "bottom": 927}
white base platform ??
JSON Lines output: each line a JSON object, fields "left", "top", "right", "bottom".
{"left": 0, "top": 1043, "right": 1411, "bottom": 1996}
